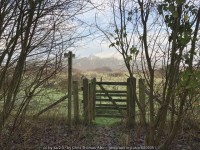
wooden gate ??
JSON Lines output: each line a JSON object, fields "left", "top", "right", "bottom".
{"left": 83, "top": 77, "right": 136, "bottom": 126}
{"left": 95, "top": 81, "right": 127, "bottom": 118}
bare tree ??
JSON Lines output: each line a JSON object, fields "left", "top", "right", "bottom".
{"left": 97, "top": 0, "right": 200, "bottom": 149}
{"left": 0, "top": 0, "right": 89, "bottom": 139}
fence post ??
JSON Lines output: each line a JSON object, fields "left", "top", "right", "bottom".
{"left": 100, "top": 77, "right": 102, "bottom": 105}
{"left": 91, "top": 78, "right": 96, "bottom": 120}
{"left": 83, "top": 78, "right": 89, "bottom": 125}
{"left": 139, "top": 79, "right": 146, "bottom": 126}
{"left": 127, "top": 77, "right": 136, "bottom": 127}
{"left": 88, "top": 82, "right": 92, "bottom": 124}
{"left": 67, "top": 51, "right": 72, "bottom": 128}
{"left": 73, "top": 81, "right": 79, "bottom": 123}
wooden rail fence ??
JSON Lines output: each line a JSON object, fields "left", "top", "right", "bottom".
{"left": 35, "top": 77, "right": 149, "bottom": 128}
{"left": 82, "top": 77, "right": 136, "bottom": 126}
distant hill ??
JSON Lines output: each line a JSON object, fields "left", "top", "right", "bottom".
{"left": 73, "top": 56, "right": 126, "bottom": 72}
{"left": 91, "top": 66, "right": 113, "bottom": 72}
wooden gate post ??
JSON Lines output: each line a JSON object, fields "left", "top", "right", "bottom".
{"left": 127, "top": 77, "right": 136, "bottom": 127}
{"left": 90, "top": 78, "right": 96, "bottom": 120}
{"left": 83, "top": 78, "right": 90, "bottom": 125}
{"left": 139, "top": 79, "right": 146, "bottom": 126}
{"left": 73, "top": 81, "right": 79, "bottom": 123}
{"left": 89, "top": 82, "right": 92, "bottom": 123}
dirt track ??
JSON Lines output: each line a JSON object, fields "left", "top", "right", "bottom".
{"left": 1, "top": 120, "right": 199, "bottom": 150}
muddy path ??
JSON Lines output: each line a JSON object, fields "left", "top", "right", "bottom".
{"left": 1, "top": 119, "right": 199, "bottom": 150}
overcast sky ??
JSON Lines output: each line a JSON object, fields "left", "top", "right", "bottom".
{"left": 73, "top": 0, "right": 123, "bottom": 59}
{"left": 73, "top": 0, "right": 200, "bottom": 61}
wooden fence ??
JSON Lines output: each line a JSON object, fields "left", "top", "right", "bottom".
{"left": 35, "top": 77, "right": 147, "bottom": 128}
{"left": 35, "top": 80, "right": 80, "bottom": 124}
{"left": 82, "top": 77, "right": 137, "bottom": 126}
